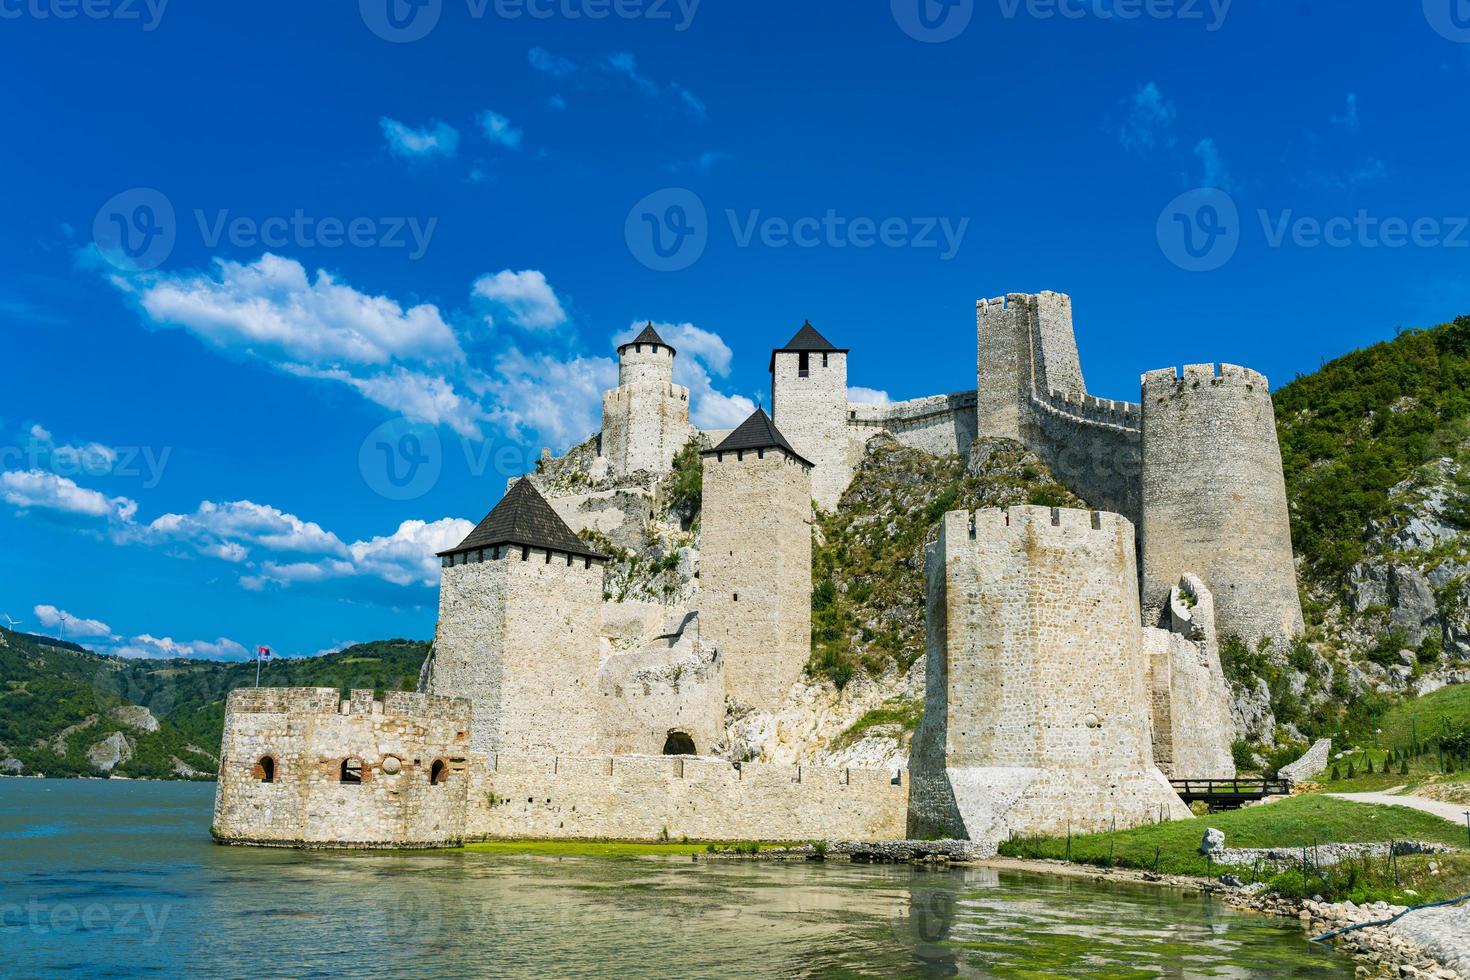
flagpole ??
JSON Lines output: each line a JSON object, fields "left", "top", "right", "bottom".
{"left": 256, "top": 650, "right": 262, "bottom": 688}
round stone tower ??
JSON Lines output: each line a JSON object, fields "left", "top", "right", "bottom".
{"left": 601, "top": 323, "right": 692, "bottom": 477}
{"left": 1139, "top": 364, "right": 1304, "bottom": 646}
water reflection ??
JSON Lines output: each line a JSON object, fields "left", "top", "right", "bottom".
{"left": 0, "top": 781, "right": 1353, "bottom": 978}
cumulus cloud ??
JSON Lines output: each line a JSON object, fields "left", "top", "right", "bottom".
{"left": 34, "top": 604, "right": 114, "bottom": 639}
{"left": 1117, "top": 82, "right": 1176, "bottom": 155}
{"left": 380, "top": 117, "right": 460, "bottom": 159}
{"left": 848, "top": 387, "right": 891, "bottom": 405}
{"left": 146, "top": 499, "right": 347, "bottom": 561}
{"left": 479, "top": 111, "right": 523, "bottom": 150}
{"left": 484, "top": 348, "right": 616, "bottom": 447}
{"left": 242, "top": 517, "right": 473, "bottom": 592}
{"left": 1332, "top": 93, "right": 1360, "bottom": 133}
{"left": 0, "top": 469, "right": 137, "bottom": 522}
{"left": 112, "top": 253, "right": 483, "bottom": 436}
{"left": 109, "top": 634, "right": 251, "bottom": 661}
{"left": 473, "top": 269, "right": 569, "bottom": 331}
{"left": 26, "top": 424, "right": 119, "bottom": 475}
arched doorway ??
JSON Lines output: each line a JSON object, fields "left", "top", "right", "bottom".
{"left": 662, "top": 731, "right": 696, "bottom": 756}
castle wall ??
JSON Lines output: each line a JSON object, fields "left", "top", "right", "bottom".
{"left": 701, "top": 449, "right": 812, "bottom": 712}
{"left": 846, "top": 392, "right": 978, "bottom": 459}
{"left": 212, "top": 688, "right": 473, "bottom": 848}
{"left": 429, "top": 547, "right": 604, "bottom": 758}
{"left": 1143, "top": 574, "right": 1236, "bottom": 778}
{"left": 597, "top": 607, "right": 725, "bottom": 756}
{"left": 771, "top": 349, "right": 849, "bottom": 511}
{"left": 602, "top": 344, "right": 694, "bottom": 477}
{"left": 908, "top": 505, "right": 1190, "bottom": 844}
{"left": 466, "top": 755, "right": 907, "bottom": 842}
{"left": 1139, "top": 364, "right": 1304, "bottom": 644}
{"left": 977, "top": 293, "right": 1142, "bottom": 522}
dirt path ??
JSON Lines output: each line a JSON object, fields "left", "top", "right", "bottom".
{"left": 1327, "top": 790, "right": 1470, "bottom": 824}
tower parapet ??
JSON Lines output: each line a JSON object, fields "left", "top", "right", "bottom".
{"left": 428, "top": 479, "right": 608, "bottom": 757}
{"left": 908, "top": 505, "right": 1190, "bottom": 844}
{"left": 601, "top": 324, "right": 694, "bottom": 477}
{"left": 1139, "top": 363, "right": 1304, "bottom": 645}
{"left": 700, "top": 409, "right": 813, "bottom": 712}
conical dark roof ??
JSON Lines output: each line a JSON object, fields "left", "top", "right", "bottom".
{"left": 769, "top": 321, "right": 848, "bottom": 371}
{"left": 437, "top": 479, "right": 607, "bottom": 561}
{"left": 702, "top": 408, "right": 813, "bottom": 468}
{"left": 618, "top": 322, "right": 675, "bottom": 356}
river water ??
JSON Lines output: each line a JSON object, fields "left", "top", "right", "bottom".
{"left": 0, "top": 780, "right": 1354, "bottom": 978}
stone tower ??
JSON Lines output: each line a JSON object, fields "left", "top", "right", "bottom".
{"left": 1139, "top": 364, "right": 1304, "bottom": 646}
{"left": 769, "top": 322, "right": 850, "bottom": 512}
{"left": 908, "top": 505, "right": 1190, "bottom": 844}
{"left": 428, "top": 479, "right": 608, "bottom": 757}
{"left": 601, "top": 323, "right": 693, "bottom": 477}
{"left": 700, "top": 409, "right": 813, "bottom": 712}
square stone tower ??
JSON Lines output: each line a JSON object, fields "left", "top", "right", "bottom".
{"left": 700, "top": 409, "right": 813, "bottom": 712}
{"left": 601, "top": 323, "right": 694, "bottom": 477}
{"left": 908, "top": 505, "right": 1190, "bottom": 844}
{"left": 769, "top": 322, "right": 850, "bottom": 512}
{"left": 428, "top": 479, "right": 608, "bottom": 757}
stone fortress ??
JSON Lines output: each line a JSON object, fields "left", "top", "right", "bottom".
{"left": 213, "top": 291, "right": 1301, "bottom": 849}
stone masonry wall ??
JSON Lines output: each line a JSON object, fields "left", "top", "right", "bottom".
{"left": 846, "top": 391, "right": 978, "bottom": 460}
{"left": 908, "top": 505, "right": 1190, "bottom": 844}
{"left": 601, "top": 345, "right": 694, "bottom": 477}
{"left": 977, "top": 293, "right": 1142, "bottom": 523}
{"left": 212, "top": 688, "right": 473, "bottom": 848}
{"left": 701, "top": 449, "right": 812, "bottom": 712}
{"left": 1143, "top": 573, "right": 1236, "bottom": 778}
{"left": 429, "top": 547, "right": 605, "bottom": 758}
{"left": 771, "top": 349, "right": 850, "bottom": 511}
{"left": 596, "top": 608, "right": 725, "bottom": 756}
{"left": 1139, "top": 364, "right": 1305, "bottom": 644}
{"left": 466, "top": 755, "right": 907, "bottom": 842}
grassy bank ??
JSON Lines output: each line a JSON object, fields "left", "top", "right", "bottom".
{"left": 999, "top": 796, "right": 1470, "bottom": 904}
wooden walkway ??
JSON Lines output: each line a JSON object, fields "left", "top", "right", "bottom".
{"left": 1170, "top": 778, "right": 1291, "bottom": 810}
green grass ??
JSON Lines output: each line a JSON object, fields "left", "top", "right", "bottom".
{"left": 1000, "top": 796, "right": 1470, "bottom": 903}
{"left": 1379, "top": 683, "right": 1470, "bottom": 749}
{"left": 830, "top": 698, "right": 924, "bottom": 751}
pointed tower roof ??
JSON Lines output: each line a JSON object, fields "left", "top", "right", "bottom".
{"left": 769, "top": 321, "right": 848, "bottom": 371}
{"left": 618, "top": 322, "right": 676, "bottom": 356}
{"left": 702, "top": 408, "right": 813, "bottom": 468}
{"left": 437, "top": 479, "right": 607, "bottom": 561}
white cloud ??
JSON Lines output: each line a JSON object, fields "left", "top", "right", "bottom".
{"left": 601, "top": 52, "right": 706, "bottom": 118}
{"left": 34, "top": 604, "right": 114, "bottom": 639}
{"left": 25, "top": 424, "right": 119, "bottom": 476}
{"left": 548, "top": 94, "right": 567, "bottom": 111}
{"left": 486, "top": 348, "right": 616, "bottom": 447}
{"left": 109, "top": 633, "right": 250, "bottom": 661}
{"left": 0, "top": 469, "right": 137, "bottom": 522}
{"left": 479, "top": 111, "right": 524, "bottom": 150}
{"left": 114, "top": 253, "right": 481, "bottom": 436}
{"left": 1332, "top": 93, "right": 1360, "bottom": 133}
{"left": 147, "top": 499, "right": 347, "bottom": 561}
{"left": 528, "top": 46, "right": 578, "bottom": 77}
{"left": 380, "top": 117, "right": 460, "bottom": 159}
{"left": 691, "top": 391, "right": 756, "bottom": 429}
{"left": 1193, "top": 138, "right": 1232, "bottom": 190}
{"left": 473, "top": 269, "right": 569, "bottom": 331}
{"left": 1117, "top": 82, "right": 1176, "bottom": 155}
{"left": 848, "top": 387, "right": 891, "bottom": 405}
{"left": 242, "top": 517, "right": 473, "bottom": 591}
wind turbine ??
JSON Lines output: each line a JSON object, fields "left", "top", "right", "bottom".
{"left": 1, "top": 613, "right": 20, "bottom": 632}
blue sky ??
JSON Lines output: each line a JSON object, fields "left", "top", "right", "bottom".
{"left": 2, "top": 0, "right": 1468, "bottom": 659}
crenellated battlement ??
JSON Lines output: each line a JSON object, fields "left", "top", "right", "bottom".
{"left": 948, "top": 504, "right": 1133, "bottom": 543}
{"left": 1141, "top": 362, "right": 1270, "bottom": 395}
{"left": 1035, "top": 389, "right": 1141, "bottom": 432}
{"left": 224, "top": 687, "right": 472, "bottom": 722}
